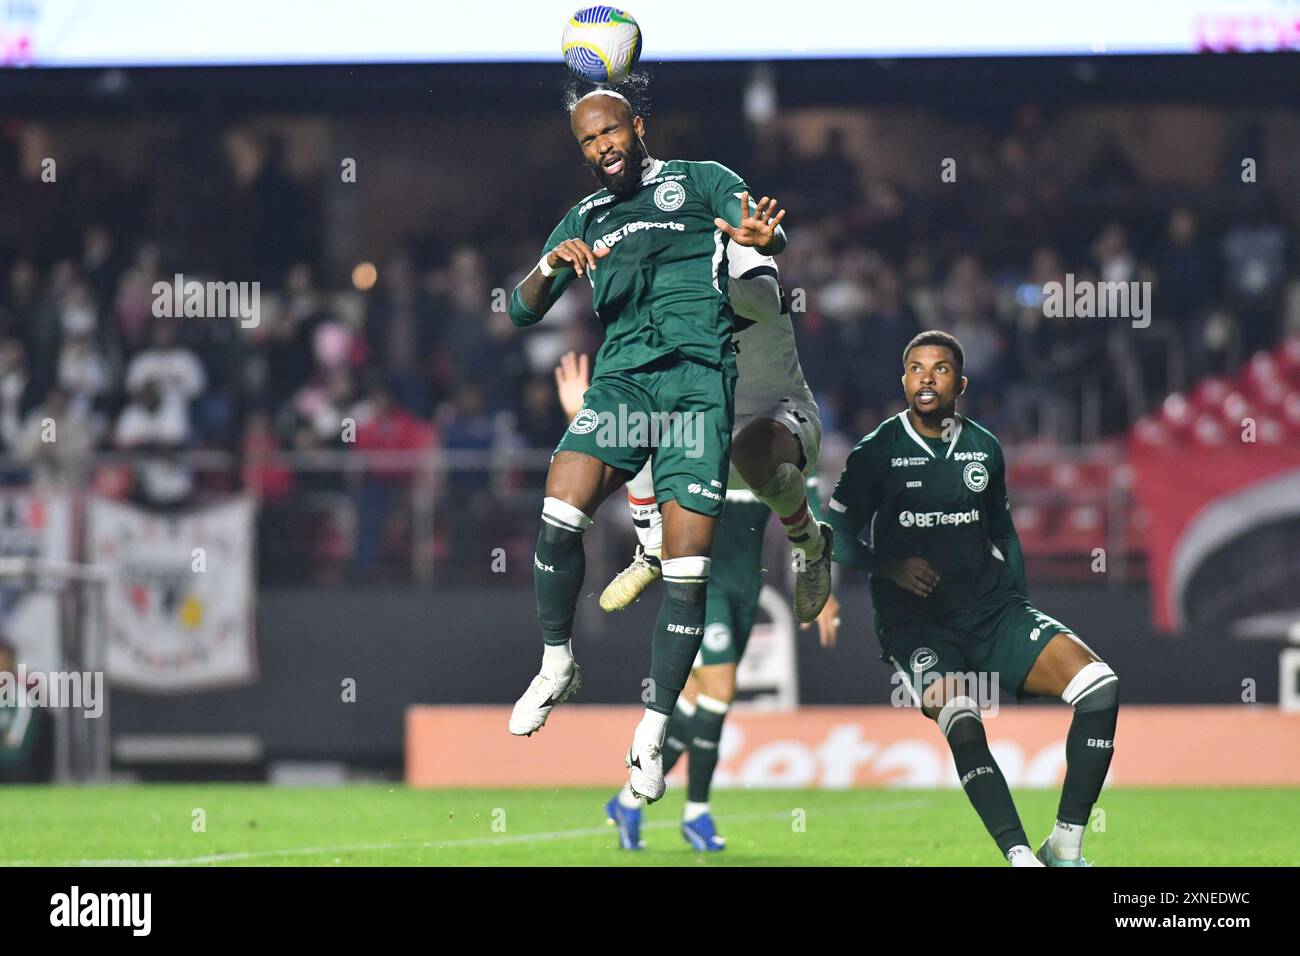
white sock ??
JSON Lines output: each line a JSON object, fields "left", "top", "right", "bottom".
{"left": 683, "top": 801, "right": 710, "bottom": 822}
{"left": 625, "top": 463, "right": 662, "bottom": 558}
{"left": 542, "top": 641, "right": 573, "bottom": 676}
{"left": 627, "top": 495, "right": 662, "bottom": 558}
{"left": 1007, "top": 845, "right": 1044, "bottom": 867}
{"left": 618, "top": 782, "right": 645, "bottom": 810}
{"left": 1051, "top": 820, "right": 1085, "bottom": 861}
{"left": 637, "top": 709, "right": 668, "bottom": 743}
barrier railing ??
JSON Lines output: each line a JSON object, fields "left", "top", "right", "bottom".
{"left": 0, "top": 443, "right": 1141, "bottom": 586}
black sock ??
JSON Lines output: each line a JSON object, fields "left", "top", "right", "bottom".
{"left": 1059, "top": 673, "right": 1119, "bottom": 826}
{"left": 943, "top": 706, "right": 1028, "bottom": 857}
{"left": 660, "top": 705, "right": 692, "bottom": 776}
{"left": 534, "top": 501, "right": 588, "bottom": 646}
{"left": 648, "top": 559, "right": 709, "bottom": 715}
{"left": 687, "top": 699, "right": 728, "bottom": 804}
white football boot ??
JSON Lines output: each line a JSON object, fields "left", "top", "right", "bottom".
{"left": 508, "top": 665, "right": 582, "bottom": 736}
{"left": 624, "top": 717, "right": 667, "bottom": 803}
{"left": 599, "top": 546, "right": 661, "bottom": 611}
{"left": 793, "top": 522, "right": 834, "bottom": 624}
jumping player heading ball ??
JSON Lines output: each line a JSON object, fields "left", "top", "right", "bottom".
{"left": 506, "top": 90, "right": 826, "bottom": 803}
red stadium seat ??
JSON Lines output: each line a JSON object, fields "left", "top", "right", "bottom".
{"left": 1218, "top": 391, "right": 1255, "bottom": 430}
{"left": 1282, "top": 392, "right": 1300, "bottom": 429}
{"left": 1012, "top": 503, "right": 1050, "bottom": 554}
{"left": 1193, "top": 377, "right": 1231, "bottom": 410}
{"left": 1161, "top": 391, "right": 1192, "bottom": 422}
{"left": 1278, "top": 336, "right": 1300, "bottom": 381}
{"left": 1192, "top": 413, "right": 1228, "bottom": 446}
{"left": 1132, "top": 416, "right": 1171, "bottom": 446}
{"left": 1244, "top": 376, "right": 1290, "bottom": 410}
{"left": 1253, "top": 415, "right": 1287, "bottom": 444}
{"left": 1057, "top": 503, "right": 1105, "bottom": 553}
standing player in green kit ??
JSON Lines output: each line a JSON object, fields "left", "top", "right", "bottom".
{"left": 506, "top": 89, "right": 795, "bottom": 802}
{"left": 825, "top": 331, "right": 1120, "bottom": 866}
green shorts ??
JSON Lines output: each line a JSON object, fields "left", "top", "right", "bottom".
{"left": 697, "top": 495, "right": 769, "bottom": 666}
{"left": 881, "top": 598, "right": 1071, "bottom": 702}
{"left": 555, "top": 352, "right": 737, "bottom": 518}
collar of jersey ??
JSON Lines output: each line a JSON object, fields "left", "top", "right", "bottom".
{"left": 640, "top": 157, "right": 665, "bottom": 184}
{"left": 897, "top": 410, "right": 963, "bottom": 459}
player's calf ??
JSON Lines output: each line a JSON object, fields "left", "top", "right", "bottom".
{"left": 509, "top": 496, "right": 592, "bottom": 736}
{"left": 627, "top": 556, "right": 711, "bottom": 802}
{"left": 1039, "top": 661, "right": 1119, "bottom": 866}
{"left": 934, "top": 696, "right": 1041, "bottom": 867}
{"left": 680, "top": 690, "right": 729, "bottom": 850}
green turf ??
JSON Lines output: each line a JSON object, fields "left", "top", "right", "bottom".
{"left": 0, "top": 785, "right": 1295, "bottom": 866}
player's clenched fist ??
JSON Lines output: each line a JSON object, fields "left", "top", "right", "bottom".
{"left": 546, "top": 238, "right": 609, "bottom": 277}
{"left": 885, "top": 556, "right": 940, "bottom": 598}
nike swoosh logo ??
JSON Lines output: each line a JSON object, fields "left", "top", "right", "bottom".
{"left": 630, "top": 756, "right": 642, "bottom": 769}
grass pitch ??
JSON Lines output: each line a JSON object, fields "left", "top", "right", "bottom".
{"left": 1, "top": 785, "right": 1295, "bottom": 866}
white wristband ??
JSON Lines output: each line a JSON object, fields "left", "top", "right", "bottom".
{"left": 538, "top": 254, "right": 558, "bottom": 278}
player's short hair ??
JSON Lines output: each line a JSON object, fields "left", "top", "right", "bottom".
{"left": 903, "top": 330, "right": 964, "bottom": 375}
{"left": 569, "top": 88, "right": 631, "bottom": 116}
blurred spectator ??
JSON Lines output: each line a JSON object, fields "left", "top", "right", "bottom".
{"left": 126, "top": 318, "right": 207, "bottom": 407}
{"left": 351, "top": 384, "right": 435, "bottom": 577}
{"left": 81, "top": 224, "right": 119, "bottom": 311}
{"left": 14, "top": 388, "right": 94, "bottom": 486}
{"left": 57, "top": 332, "right": 112, "bottom": 438}
{"left": 1221, "top": 196, "right": 1288, "bottom": 356}
{"left": 114, "top": 380, "right": 194, "bottom": 507}
{"left": 1159, "top": 207, "right": 1215, "bottom": 379}
{"left": 290, "top": 366, "right": 359, "bottom": 447}
{"left": 364, "top": 248, "right": 438, "bottom": 415}
{"left": 0, "top": 259, "right": 39, "bottom": 343}
{"left": 438, "top": 381, "right": 508, "bottom": 576}
{"left": 804, "top": 128, "right": 860, "bottom": 217}
{"left": 113, "top": 245, "right": 163, "bottom": 353}
{"left": 265, "top": 263, "right": 330, "bottom": 412}
{"left": 0, "top": 338, "right": 31, "bottom": 456}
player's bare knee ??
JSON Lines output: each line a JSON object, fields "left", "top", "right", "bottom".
{"left": 661, "top": 507, "right": 716, "bottom": 560}
{"left": 545, "top": 453, "right": 621, "bottom": 512}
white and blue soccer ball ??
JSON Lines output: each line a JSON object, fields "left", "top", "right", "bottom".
{"left": 562, "top": 6, "right": 642, "bottom": 85}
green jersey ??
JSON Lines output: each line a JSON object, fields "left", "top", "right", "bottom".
{"left": 827, "top": 411, "right": 1026, "bottom": 631}
{"left": 511, "top": 158, "right": 753, "bottom": 374}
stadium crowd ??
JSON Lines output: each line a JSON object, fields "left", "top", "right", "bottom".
{"left": 0, "top": 106, "right": 1294, "bottom": 578}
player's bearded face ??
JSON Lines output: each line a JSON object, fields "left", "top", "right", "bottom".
{"left": 588, "top": 135, "right": 647, "bottom": 196}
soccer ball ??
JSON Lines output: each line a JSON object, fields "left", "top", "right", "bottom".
{"left": 562, "top": 6, "right": 643, "bottom": 85}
